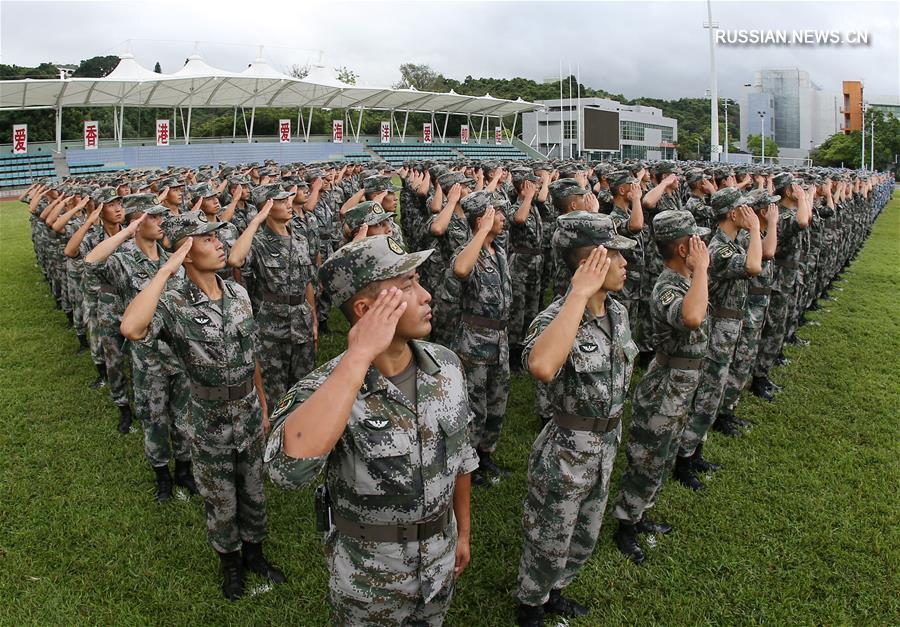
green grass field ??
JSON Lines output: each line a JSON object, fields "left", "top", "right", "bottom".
{"left": 1, "top": 194, "right": 898, "bottom": 626}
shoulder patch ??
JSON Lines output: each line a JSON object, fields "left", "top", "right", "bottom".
{"left": 270, "top": 390, "right": 296, "bottom": 422}
{"left": 659, "top": 289, "right": 676, "bottom": 305}
{"left": 263, "top": 425, "right": 283, "bottom": 463}
{"left": 362, "top": 417, "right": 390, "bottom": 430}
{"left": 387, "top": 238, "right": 405, "bottom": 255}
{"left": 579, "top": 342, "right": 598, "bottom": 353}
{"left": 719, "top": 246, "right": 734, "bottom": 259}
{"left": 193, "top": 315, "right": 210, "bottom": 325}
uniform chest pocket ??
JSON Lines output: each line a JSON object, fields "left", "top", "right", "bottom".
{"left": 236, "top": 317, "right": 257, "bottom": 353}
{"left": 437, "top": 410, "right": 468, "bottom": 471}
{"left": 181, "top": 321, "right": 224, "bottom": 371}
{"left": 570, "top": 344, "right": 611, "bottom": 373}
{"left": 348, "top": 422, "right": 414, "bottom": 495}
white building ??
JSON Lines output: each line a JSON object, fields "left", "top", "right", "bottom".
{"left": 739, "top": 69, "right": 840, "bottom": 161}
{"left": 522, "top": 97, "right": 678, "bottom": 160}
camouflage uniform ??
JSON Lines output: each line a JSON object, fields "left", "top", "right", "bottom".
{"left": 265, "top": 235, "right": 478, "bottom": 626}
{"left": 612, "top": 212, "right": 710, "bottom": 525}
{"left": 506, "top": 173, "right": 545, "bottom": 348}
{"left": 608, "top": 171, "right": 648, "bottom": 346}
{"left": 145, "top": 271, "right": 267, "bottom": 554}
{"left": 515, "top": 212, "right": 638, "bottom": 607}
{"left": 680, "top": 189, "right": 752, "bottom": 457}
{"left": 239, "top": 216, "right": 317, "bottom": 405}
{"left": 454, "top": 191, "right": 512, "bottom": 454}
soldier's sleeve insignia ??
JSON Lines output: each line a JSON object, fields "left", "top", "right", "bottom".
{"left": 485, "top": 266, "right": 495, "bottom": 273}
{"left": 362, "top": 417, "right": 390, "bottom": 430}
{"left": 270, "top": 390, "right": 295, "bottom": 422}
{"left": 387, "top": 238, "right": 405, "bottom": 255}
{"left": 193, "top": 315, "right": 211, "bottom": 325}
{"left": 579, "top": 342, "right": 598, "bottom": 353}
{"left": 659, "top": 289, "right": 676, "bottom": 305}
{"left": 719, "top": 247, "right": 734, "bottom": 259}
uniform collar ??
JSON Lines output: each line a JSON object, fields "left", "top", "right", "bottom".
{"left": 358, "top": 340, "right": 441, "bottom": 402}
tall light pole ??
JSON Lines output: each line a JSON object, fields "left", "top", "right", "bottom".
{"left": 757, "top": 110, "right": 766, "bottom": 163}
{"left": 860, "top": 101, "right": 866, "bottom": 170}
{"left": 870, "top": 118, "right": 875, "bottom": 171}
{"left": 704, "top": 0, "right": 719, "bottom": 162}
{"left": 723, "top": 98, "right": 729, "bottom": 163}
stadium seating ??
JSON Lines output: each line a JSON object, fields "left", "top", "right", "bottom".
{"left": 368, "top": 142, "right": 528, "bottom": 165}
{"left": 0, "top": 153, "right": 56, "bottom": 189}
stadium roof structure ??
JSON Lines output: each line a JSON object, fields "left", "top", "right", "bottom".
{"left": 0, "top": 53, "right": 541, "bottom": 148}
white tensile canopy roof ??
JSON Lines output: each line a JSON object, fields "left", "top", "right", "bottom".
{"left": 0, "top": 53, "right": 540, "bottom": 117}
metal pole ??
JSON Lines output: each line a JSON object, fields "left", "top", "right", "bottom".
{"left": 185, "top": 106, "right": 192, "bottom": 145}
{"left": 706, "top": 0, "right": 719, "bottom": 162}
{"left": 296, "top": 107, "right": 301, "bottom": 138}
{"left": 401, "top": 111, "right": 408, "bottom": 143}
{"left": 760, "top": 113, "right": 765, "bottom": 163}
{"left": 172, "top": 107, "right": 177, "bottom": 140}
{"left": 249, "top": 106, "right": 256, "bottom": 143}
{"left": 118, "top": 104, "right": 125, "bottom": 147}
{"left": 55, "top": 107, "right": 62, "bottom": 153}
{"left": 724, "top": 99, "right": 728, "bottom": 162}
{"left": 441, "top": 112, "right": 449, "bottom": 144}
{"left": 576, "top": 63, "right": 581, "bottom": 158}
{"left": 870, "top": 118, "right": 874, "bottom": 171}
{"left": 558, "top": 60, "right": 563, "bottom": 159}
{"left": 568, "top": 62, "right": 572, "bottom": 159}
{"left": 233, "top": 106, "right": 237, "bottom": 139}
{"left": 860, "top": 103, "right": 865, "bottom": 169}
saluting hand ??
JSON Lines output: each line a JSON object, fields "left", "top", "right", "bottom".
{"left": 476, "top": 206, "right": 495, "bottom": 235}
{"left": 161, "top": 237, "right": 192, "bottom": 274}
{"left": 252, "top": 199, "right": 273, "bottom": 225}
{"left": 87, "top": 205, "right": 103, "bottom": 226}
{"left": 352, "top": 223, "right": 369, "bottom": 242}
{"left": 124, "top": 213, "right": 147, "bottom": 236}
{"left": 736, "top": 205, "right": 760, "bottom": 231}
{"left": 347, "top": 287, "right": 407, "bottom": 363}
{"left": 685, "top": 235, "right": 709, "bottom": 273}
{"left": 570, "top": 246, "right": 610, "bottom": 298}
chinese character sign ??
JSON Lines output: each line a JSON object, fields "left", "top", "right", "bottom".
{"left": 156, "top": 120, "right": 170, "bottom": 147}
{"left": 380, "top": 121, "right": 391, "bottom": 144}
{"left": 12, "top": 124, "right": 27, "bottom": 154}
{"left": 332, "top": 120, "right": 344, "bottom": 143}
{"left": 423, "top": 122, "right": 432, "bottom": 144}
{"left": 460, "top": 124, "right": 469, "bottom": 145}
{"left": 495, "top": 126, "right": 503, "bottom": 145}
{"left": 279, "top": 119, "right": 291, "bottom": 144}
{"left": 84, "top": 121, "right": 99, "bottom": 150}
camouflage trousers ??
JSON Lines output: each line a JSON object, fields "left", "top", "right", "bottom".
{"left": 99, "top": 329, "right": 130, "bottom": 407}
{"left": 259, "top": 338, "right": 316, "bottom": 407}
{"left": 509, "top": 253, "right": 543, "bottom": 346}
{"left": 753, "top": 284, "right": 797, "bottom": 378}
{"left": 721, "top": 300, "right": 768, "bottom": 412}
{"left": 66, "top": 264, "right": 86, "bottom": 335}
{"left": 325, "top": 522, "right": 458, "bottom": 626}
{"left": 431, "top": 296, "right": 461, "bottom": 350}
{"left": 132, "top": 352, "right": 191, "bottom": 467}
{"left": 612, "top": 364, "right": 699, "bottom": 524}
{"left": 679, "top": 316, "right": 742, "bottom": 457}
{"left": 785, "top": 276, "right": 806, "bottom": 341}
{"left": 192, "top": 434, "right": 268, "bottom": 554}
{"left": 48, "top": 255, "right": 67, "bottom": 307}
{"left": 515, "top": 422, "right": 620, "bottom": 606}
{"left": 461, "top": 356, "right": 510, "bottom": 454}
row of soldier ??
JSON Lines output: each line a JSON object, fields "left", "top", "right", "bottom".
{"left": 20, "top": 158, "right": 891, "bottom": 625}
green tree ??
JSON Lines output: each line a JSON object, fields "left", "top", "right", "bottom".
{"left": 335, "top": 66, "right": 357, "bottom": 85}
{"left": 746, "top": 134, "right": 779, "bottom": 158}
{"left": 72, "top": 55, "right": 120, "bottom": 78}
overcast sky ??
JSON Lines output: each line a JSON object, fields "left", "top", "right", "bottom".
{"left": 1, "top": 0, "right": 897, "bottom": 101}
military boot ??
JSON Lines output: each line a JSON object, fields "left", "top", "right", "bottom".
{"left": 750, "top": 376, "right": 775, "bottom": 401}
{"left": 477, "top": 450, "right": 510, "bottom": 477}
{"left": 117, "top": 404, "right": 133, "bottom": 434}
{"left": 636, "top": 518, "right": 673, "bottom": 535}
{"left": 613, "top": 521, "right": 645, "bottom": 564}
{"left": 65, "top": 311, "right": 74, "bottom": 329}
{"left": 692, "top": 442, "right": 720, "bottom": 473}
{"left": 674, "top": 455, "right": 704, "bottom": 491}
{"left": 89, "top": 362, "right": 108, "bottom": 389}
{"left": 174, "top": 460, "right": 198, "bottom": 495}
{"left": 544, "top": 588, "right": 589, "bottom": 617}
{"left": 76, "top": 334, "right": 90, "bottom": 355}
{"left": 712, "top": 413, "right": 743, "bottom": 438}
{"left": 765, "top": 378, "right": 783, "bottom": 393}
{"left": 516, "top": 603, "right": 545, "bottom": 627}
{"left": 242, "top": 542, "right": 286, "bottom": 584}
{"left": 153, "top": 465, "right": 173, "bottom": 503}
{"left": 218, "top": 550, "right": 245, "bottom": 600}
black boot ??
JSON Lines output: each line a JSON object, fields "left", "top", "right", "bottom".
{"left": 477, "top": 450, "right": 510, "bottom": 477}
{"left": 692, "top": 442, "right": 720, "bottom": 474}
{"left": 65, "top": 311, "right": 74, "bottom": 329}
{"left": 153, "top": 465, "right": 173, "bottom": 503}
{"left": 174, "top": 460, "right": 198, "bottom": 495}
{"left": 218, "top": 550, "right": 245, "bottom": 600}
{"left": 613, "top": 521, "right": 645, "bottom": 564}
{"left": 636, "top": 518, "right": 673, "bottom": 535}
{"left": 241, "top": 542, "right": 286, "bottom": 584}
{"left": 750, "top": 376, "right": 775, "bottom": 402}
{"left": 637, "top": 351, "right": 654, "bottom": 369}
{"left": 89, "top": 362, "right": 108, "bottom": 389}
{"left": 808, "top": 300, "right": 821, "bottom": 311}
{"left": 765, "top": 378, "right": 783, "bottom": 393}
{"left": 516, "top": 603, "right": 545, "bottom": 627}
{"left": 712, "top": 414, "right": 743, "bottom": 438}
{"left": 117, "top": 404, "right": 133, "bottom": 434}
{"left": 318, "top": 319, "right": 330, "bottom": 335}
{"left": 674, "top": 455, "right": 704, "bottom": 491}
{"left": 786, "top": 333, "right": 809, "bottom": 347}
{"left": 544, "top": 588, "right": 589, "bottom": 617}
{"left": 471, "top": 469, "right": 492, "bottom": 488}
{"left": 76, "top": 334, "right": 89, "bottom": 355}
{"left": 774, "top": 353, "right": 790, "bottom": 367}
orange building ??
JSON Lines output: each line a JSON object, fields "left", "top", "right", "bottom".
{"left": 842, "top": 80, "right": 864, "bottom": 133}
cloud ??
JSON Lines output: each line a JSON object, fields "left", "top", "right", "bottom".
{"left": 1, "top": 0, "right": 897, "bottom": 101}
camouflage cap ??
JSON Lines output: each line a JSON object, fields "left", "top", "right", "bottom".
{"left": 319, "top": 235, "right": 433, "bottom": 307}
{"left": 685, "top": 168, "right": 711, "bottom": 185}
{"left": 549, "top": 178, "right": 589, "bottom": 200}
{"left": 261, "top": 183, "right": 293, "bottom": 201}
{"left": 190, "top": 183, "right": 219, "bottom": 200}
{"left": 95, "top": 187, "right": 120, "bottom": 204}
{"left": 606, "top": 170, "right": 637, "bottom": 191}
{"left": 228, "top": 174, "right": 251, "bottom": 186}
{"left": 164, "top": 210, "right": 226, "bottom": 245}
{"left": 343, "top": 201, "right": 393, "bottom": 233}
{"left": 304, "top": 168, "right": 326, "bottom": 182}
{"left": 436, "top": 171, "right": 468, "bottom": 192}
{"left": 552, "top": 211, "right": 636, "bottom": 252}
{"left": 122, "top": 193, "right": 166, "bottom": 216}
{"left": 363, "top": 175, "right": 395, "bottom": 194}
{"left": 653, "top": 210, "right": 710, "bottom": 242}
{"left": 710, "top": 187, "right": 748, "bottom": 215}
{"left": 772, "top": 172, "right": 801, "bottom": 190}
{"left": 156, "top": 176, "right": 184, "bottom": 189}
{"left": 459, "top": 190, "right": 494, "bottom": 220}
{"left": 654, "top": 160, "right": 680, "bottom": 175}
{"left": 742, "top": 188, "right": 781, "bottom": 208}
